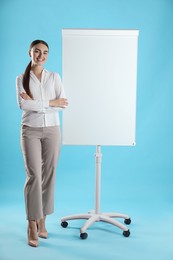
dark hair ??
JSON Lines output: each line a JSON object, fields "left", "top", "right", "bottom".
{"left": 22, "top": 40, "right": 49, "bottom": 98}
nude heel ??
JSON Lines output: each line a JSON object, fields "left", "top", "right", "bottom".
{"left": 37, "top": 216, "right": 48, "bottom": 239}
{"left": 28, "top": 220, "right": 39, "bottom": 247}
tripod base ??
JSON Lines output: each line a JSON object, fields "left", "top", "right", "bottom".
{"left": 61, "top": 211, "right": 131, "bottom": 239}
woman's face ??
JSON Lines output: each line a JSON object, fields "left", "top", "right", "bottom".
{"left": 29, "top": 43, "right": 49, "bottom": 66}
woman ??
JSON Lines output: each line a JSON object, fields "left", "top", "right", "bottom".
{"left": 16, "top": 40, "right": 68, "bottom": 247}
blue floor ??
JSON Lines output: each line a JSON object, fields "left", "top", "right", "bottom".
{"left": 1, "top": 173, "right": 173, "bottom": 260}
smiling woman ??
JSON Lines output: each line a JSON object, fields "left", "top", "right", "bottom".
{"left": 22, "top": 40, "right": 49, "bottom": 98}
{"left": 29, "top": 45, "right": 49, "bottom": 79}
{"left": 16, "top": 39, "right": 68, "bottom": 247}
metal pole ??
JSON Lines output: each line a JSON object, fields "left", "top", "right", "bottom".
{"left": 95, "top": 145, "right": 102, "bottom": 214}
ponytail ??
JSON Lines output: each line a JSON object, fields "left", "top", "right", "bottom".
{"left": 22, "top": 61, "right": 32, "bottom": 98}
{"left": 22, "top": 39, "right": 49, "bottom": 99}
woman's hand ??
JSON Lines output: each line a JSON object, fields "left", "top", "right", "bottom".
{"left": 49, "top": 98, "right": 68, "bottom": 108}
{"left": 20, "top": 92, "right": 32, "bottom": 100}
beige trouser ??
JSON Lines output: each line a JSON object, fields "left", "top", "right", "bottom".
{"left": 20, "top": 125, "right": 61, "bottom": 220}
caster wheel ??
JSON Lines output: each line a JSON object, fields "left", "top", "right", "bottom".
{"left": 124, "top": 218, "right": 131, "bottom": 225}
{"left": 61, "top": 221, "right": 68, "bottom": 228}
{"left": 80, "top": 232, "right": 88, "bottom": 239}
{"left": 123, "top": 229, "right": 130, "bottom": 237}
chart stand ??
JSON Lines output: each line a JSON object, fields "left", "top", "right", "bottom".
{"left": 61, "top": 145, "right": 131, "bottom": 239}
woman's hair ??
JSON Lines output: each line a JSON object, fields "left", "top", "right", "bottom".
{"left": 22, "top": 40, "right": 49, "bottom": 98}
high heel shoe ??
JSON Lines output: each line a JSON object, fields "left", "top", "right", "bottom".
{"left": 28, "top": 221, "right": 39, "bottom": 247}
{"left": 37, "top": 216, "right": 48, "bottom": 239}
{"left": 38, "top": 230, "right": 48, "bottom": 239}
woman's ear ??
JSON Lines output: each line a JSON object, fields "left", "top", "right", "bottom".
{"left": 28, "top": 50, "right": 31, "bottom": 57}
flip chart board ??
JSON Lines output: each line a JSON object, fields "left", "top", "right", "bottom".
{"left": 62, "top": 29, "right": 139, "bottom": 145}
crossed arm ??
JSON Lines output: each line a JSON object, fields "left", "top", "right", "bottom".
{"left": 20, "top": 92, "right": 68, "bottom": 108}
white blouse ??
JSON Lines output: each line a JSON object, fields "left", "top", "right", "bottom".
{"left": 16, "top": 69, "right": 66, "bottom": 127}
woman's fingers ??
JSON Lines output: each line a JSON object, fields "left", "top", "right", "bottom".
{"left": 58, "top": 98, "right": 68, "bottom": 107}
{"left": 20, "top": 92, "right": 32, "bottom": 100}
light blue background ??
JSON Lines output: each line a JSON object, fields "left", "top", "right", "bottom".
{"left": 0, "top": 0, "right": 173, "bottom": 259}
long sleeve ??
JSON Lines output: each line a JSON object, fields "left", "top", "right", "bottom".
{"left": 54, "top": 73, "right": 66, "bottom": 99}
{"left": 48, "top": 72, "right": 67, "bottom": 112}
{"left": 16, "top": 70, "right": 67, "bottom": 127}
{"left": 16, "top": 74, "right": 49, "bottom": 112}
